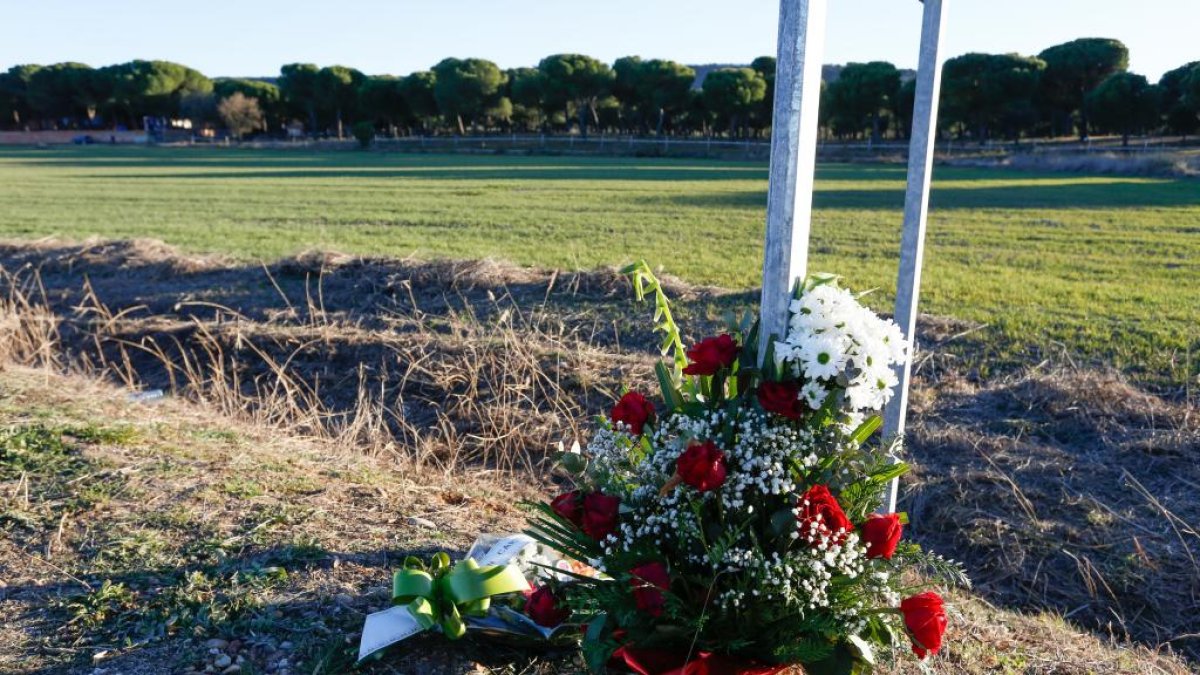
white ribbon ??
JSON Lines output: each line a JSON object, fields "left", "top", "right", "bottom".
{"left": 357, "top": 533, "right": 538, "bottom": 662}
{"left": 358, "top": 605, "right": 425, "bottom": 662}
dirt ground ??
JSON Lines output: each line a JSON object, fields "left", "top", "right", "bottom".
{"left": 1, "top": 239, "right": 1197, "bottom": 674}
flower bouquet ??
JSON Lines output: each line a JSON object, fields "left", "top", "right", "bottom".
{"left": 522, "top": 262, "right": 968, "bottom": 674}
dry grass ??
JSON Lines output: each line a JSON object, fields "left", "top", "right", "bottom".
{"left": 0, "top": 368, "right": 1189, "bottom": 675}
{"left": 906, "top": 364, "right": 1200, "bottom": 663}
{"left": 0, "top": 267, "right": 60, "bottom": 370}
{"left": 1, "top": 240, "right": 663, "bottom": 475}
{"left": 0, "top": 366, "right": 576, "bottom": 674}
{"left": 0, "top": 238, "right": 1197, "bottom": 673}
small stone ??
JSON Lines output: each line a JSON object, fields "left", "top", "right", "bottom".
{"left": 406, "top": 516, "right": 436, "bottom": 529}
{"left": 214, "top": 655, "right": 232, "bottom": 668}
{"left": 334, "top": 594, "right": 354, "bottom": 607}
{"left": 205, "top": 639, "right": 228, "bottom": 650}
{"left": 279, "top": 641, "right": 293, "bottom": 650}
{"left": 222, "top": 667, "right": 241, "bottom": 675}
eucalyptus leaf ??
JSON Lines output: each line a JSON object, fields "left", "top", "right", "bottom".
{"left": 768, "top": 507, "right": 797, "bottom": 539}
{"left": 559, "top": 451, "right": 587, "bottom": 474}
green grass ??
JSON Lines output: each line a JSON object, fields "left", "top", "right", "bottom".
{"left": 0, "top": 146, "right": 1196, "bottom": 385}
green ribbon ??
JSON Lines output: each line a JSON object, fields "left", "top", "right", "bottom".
{"left": 392, "top": 551, "right": 529, "bottom": 639}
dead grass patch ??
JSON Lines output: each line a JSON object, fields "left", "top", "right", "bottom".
{"left": 0, "top": 239, "right": 1197, "bottom": 672}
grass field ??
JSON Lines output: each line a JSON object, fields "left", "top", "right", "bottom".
{"left": 0, "top": 146, "right": 1196, "bottom": 385}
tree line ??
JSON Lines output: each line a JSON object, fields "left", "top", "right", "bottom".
{"left": 0, "top": 38, "right": 1196, "bottom": 145}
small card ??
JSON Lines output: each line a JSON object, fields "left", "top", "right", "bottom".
{"left": 476, "top": 533, "right": 536, "bottom": 566}
{"left": 358, "top": 605, "right": 424, "bottom": 662}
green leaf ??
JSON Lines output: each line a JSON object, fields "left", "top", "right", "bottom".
{"left": 559, "top": 451, "right": 587, "bottom": 475}
{"left": 583, "top": 614, "right": 611, "bottom": 674}
{"left": 761, "top": 337, "right": 779, "bottom": 380}
{"left": 849, "top": 415, "right": 882, "bottom": 446}
{"left": 723, "top": 309, "right": 739, "bottom": 333}
{"left": 585, "top": 613, "right": 607, "bottom": 643}
{"left": 800, "top": 641, "right": 857, "bottom": 675}
{"left": 655, "top": 361, "right": 683, "bottom": 409}
{"left": 847, "top": 635, "right": 876, "bottom": 666}
{"left": 623, "top": 260, "right": 687, "bottom": 376}
{"left": 870, "top": 461, "right": 910, "bottom": 484}
{"left": 772, "top": 637, "right": 836, "bottom": 666}
{"left": 768, "top": 507, "right": 797, "bottom": 540}
{"left": 804, "top": 273, "right": 841, "bottom": 293}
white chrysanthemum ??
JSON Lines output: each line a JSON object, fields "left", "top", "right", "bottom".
{"left": 851, "top": 342, "right": 892, "bottom": 373}
{"left": 800, "top": 381, "right": 827, "bottom": 408}
{"left": 803, "top": 283, "right": 843, "bottom": 309}
{"left": 879, "top": 320, "right": 909, "bottom": 363}
{"left": 799, "top": 333, "right": 847, "bottom": 380}
{"left": 841, "top": 411, "right": 866, "bottom": 433}
{"left": 867, "top": 366, "right": 899, "bottom": 406}
{"left": 791, "top": 309, "right": 838, "bottom": 334}
{"left": 845, "top": 381, "right": 878, "bottom": 411}
{"left": 779, "top": 281, "right": 911, "bottom": 414}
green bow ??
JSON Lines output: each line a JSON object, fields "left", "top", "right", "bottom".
{"left": 392, "top": 552, "right": 530, "bottom": 639}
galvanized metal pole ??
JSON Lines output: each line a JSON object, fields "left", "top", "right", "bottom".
{"left": 882, "top": 0, "right": 950, "bottom": 513}
{"left": 759, "top": 0, "right": 828, "bottom": 358}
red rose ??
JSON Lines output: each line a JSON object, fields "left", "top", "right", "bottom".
{"left": 611, "top": 391, "right": 655, "bottom": 436}
{"left": 629, "top": 561, "right": 670, "bottom": 617}
{"left": 901, "top": 592, "right": 948, "bottom": 658}
{"left": 676, "top": 440, "right": 727, "bottom": 492}
{"left": 757, "top": 381, "right": 806, "bottom": 420}
{"left": 682, "top": 334, "right": 740, "bottom": 376}
{"left": 861, "top": 513, "right": 903, "bottom": 560}
{"left": 524, "top": 585, "right": 570, "bottom": 627}
{"left": 550, "top": 490, "right": 583, "bottom": 527}
{"left": 796, "top": 484, "right": 853, "bottom": 545}
{"left": 582, "top": 492, "right": 621, "bottom": 541}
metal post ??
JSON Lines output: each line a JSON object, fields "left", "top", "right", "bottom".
{"left": 881, "top": 0, "right": 950, "bottom": 513}
{"left": 759, "top": 0, "right": 828, "bottom": 358}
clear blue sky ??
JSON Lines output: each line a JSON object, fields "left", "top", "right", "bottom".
{"left": 1, "top": 0, "right": 1195, "bottom": 82}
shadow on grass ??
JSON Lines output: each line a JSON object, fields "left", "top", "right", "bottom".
{"left": 634, "top": 179, "right": 1200, "bottom": 211}
{"left": 10, "top": 148, "right": 1198, "bottom": 210}
{"left": 4, "top": 147, "right": 770, "bottom": 182}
